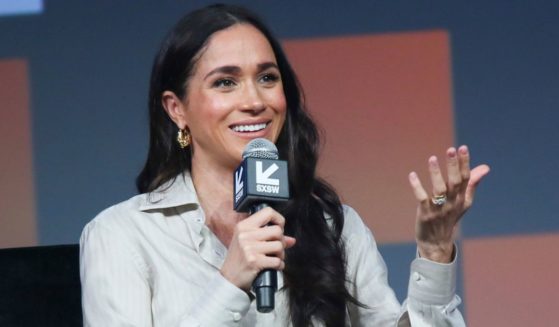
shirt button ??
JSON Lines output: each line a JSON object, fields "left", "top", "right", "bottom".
{"left": 232, "top": 312, "right": 242, "bottom": 321}
{"left": 413, "top": 272, "right": 421, "bottom": 281}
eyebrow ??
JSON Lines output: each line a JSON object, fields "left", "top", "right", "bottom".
{"left": 257, "top": 62, "right": 279, "bottom": 72}
{"left": 203, "top": 62, "right": 279, "bottom": 81}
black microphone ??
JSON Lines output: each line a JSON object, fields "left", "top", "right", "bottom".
{"left": 233, "top": 138, "right": 290, "bottom": 313}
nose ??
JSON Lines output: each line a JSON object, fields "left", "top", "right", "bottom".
{"left": 240, "top": 81, "right": 266, "bottom": 114}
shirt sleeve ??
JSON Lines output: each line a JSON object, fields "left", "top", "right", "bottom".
{"left": 80, "top": 212, "right": 153, "bottom": 327}
{"left": 404, "top": 252, "right": 465, "bottom": 326}
{"left": 178, "top": 273, "right": 252, "bottom": 326}
{"left": 80, "top": 208, "right": 253, "bottom": 327}
{"left": 342, "top": 206, "right": 466, "bottom": 327}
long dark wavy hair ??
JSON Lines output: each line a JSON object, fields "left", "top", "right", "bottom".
{"left": 136, "top": 4, "right": 360, "bottom": 326}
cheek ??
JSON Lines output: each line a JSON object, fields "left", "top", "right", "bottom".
{"left": 269, "top": 87, "right": 287, "bottom": 114}
{"left": 187, "top": 94, "right": 232, "bottom": 126}
{"left": 273, "top": 92, "right": 287, "bottom": 133}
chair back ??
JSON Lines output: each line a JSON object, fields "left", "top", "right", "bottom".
{"left": 0, "top": 244, "right": 82, "bottom": 327}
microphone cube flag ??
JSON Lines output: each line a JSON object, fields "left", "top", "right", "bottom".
{"left": 233, "top": 157, "right": 290, "bottom": 212}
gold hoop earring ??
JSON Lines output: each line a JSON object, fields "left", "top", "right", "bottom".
{"left": 177, "top": 129, "right": 191, "bottom": 148}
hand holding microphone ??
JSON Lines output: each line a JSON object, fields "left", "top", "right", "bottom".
{"left": 219, "top": 207, "right": 295, "bottom": 302}
{"left": 227, "top": 138, "right": 291, "bottom": 313}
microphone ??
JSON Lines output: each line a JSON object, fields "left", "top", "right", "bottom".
{"left": 233, "top": 138, "right": 290, "bottom": 313}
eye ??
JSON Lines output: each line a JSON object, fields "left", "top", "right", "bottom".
{"left": 259, "top": 72, "right": 280, "bottom": 85}
{"left": 212, "top": 78, "right": 237, "bottom": 89}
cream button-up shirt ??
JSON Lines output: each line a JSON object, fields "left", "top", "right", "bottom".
{"left": 80, "top": 173, "right": 465, "bottom": 326}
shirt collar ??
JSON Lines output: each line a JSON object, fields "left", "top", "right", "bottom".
{"left": 138, "top": 172, "right": 200, "bottom": 211}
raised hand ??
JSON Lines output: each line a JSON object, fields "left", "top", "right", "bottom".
{"left": 408, "top": 145, "right": 490, "bottom": 263}
{"left": 220, "top": 207, "right": 296, "bottom": 291}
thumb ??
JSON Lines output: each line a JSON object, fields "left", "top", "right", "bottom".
{"left": 465, "top": 164, "right": 491, "bottom": 206}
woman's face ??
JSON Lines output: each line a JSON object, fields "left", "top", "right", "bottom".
{"left": 167, "top": 23, "right": 287, "bottom": 171}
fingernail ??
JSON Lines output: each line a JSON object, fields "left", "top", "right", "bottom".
{"left": 448, "top": 148, "right": 457, "bottom": 158}
{"left": 429, "top": 156, "right": 438, "bottom": 167}
{"left": 409, "top": 172, "right": 418, "bottom": 180}
{"left": 460, "top": 145, "right": 469, "bottom": 155}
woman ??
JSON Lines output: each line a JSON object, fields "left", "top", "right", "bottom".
{"left": 80, "top": 4, "right": 490, "bottom": 326}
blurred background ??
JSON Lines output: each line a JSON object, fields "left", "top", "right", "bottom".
{"left": 1, "top": 0, "right": 557, "bottom": 325}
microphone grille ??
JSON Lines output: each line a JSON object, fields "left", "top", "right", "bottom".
{"left": 242, "top": 138, "right": 279, "bottom": 159}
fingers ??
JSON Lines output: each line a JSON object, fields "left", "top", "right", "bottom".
{"left": 410, "top": 145, "right": 475, "bottom": 207}
{"left": 242, "top": 224, "right": 284, "bottom": 242}
{"left": 446, "top": 147, "right": 462, "bottom": 198}
{"left": 256, "top": 238, "right": 294, "bottom": 270}
{"left": 244, "top": 206, "right": 285, "bottom": 229}
{"left": 410, "top": 145, "right": 488, "bottom": 211}
{"left": 235, "top": 207, "right": 286, "bottom": 239}
{"left": 469, "top": 164, "right": 490, "bottom": 186}
{"left": 464, "top": 164, "right": 491, "bottom": 207}
{"left": 235, "top": 207, "right": 294, "bottom": 267}
{"left": 428, "top": 156, "right": 448, "bottom": 197}
{"left": 262, "top": 237, "right": 296, "bottom": 257}
{"left": 457, "top": 145, "right": 471, "bottom": 193}
{"left": 284, "top": 236, "right": 296, "bottom": 249}
{"left": 260, "top": 255, "right": 285, "bottom": 270}
{"left": 252, "top": 240, "right": 285, "bottom": 258}
{"left": 408, "top": 172, "right": 430, "bottom": 211}
{"left": 222, "top": 207, "right": 294, "bottom": 289}
{"left": 249, "top": 239, "right": 291, "bottom": 270}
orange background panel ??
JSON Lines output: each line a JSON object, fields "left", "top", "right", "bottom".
{"left": 0, "top": 59, "right": 37, "bottom": 248}
{"left": 463, "top": 234, "right": 559, "bottom": 326}
{"left": 283, "top": 30, "right": 454, "bottom": 243}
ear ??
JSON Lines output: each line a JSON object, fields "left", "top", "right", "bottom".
{"left": 162, "top": 91, "right": 188, "bottom": 129}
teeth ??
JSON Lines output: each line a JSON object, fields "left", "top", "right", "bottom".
{"left": 232, "top": 123, "right": 267, "bottom": 133}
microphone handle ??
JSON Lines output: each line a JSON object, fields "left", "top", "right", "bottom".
{"left": 249, "top": 203, "right": 277, "bottom": 313}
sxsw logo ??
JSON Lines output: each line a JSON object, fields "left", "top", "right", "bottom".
{"left": 255, "top": 161, "right": 280, "bottom": 194}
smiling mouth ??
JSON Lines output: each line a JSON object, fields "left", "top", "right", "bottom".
{"left": 230, "top": 122, "right": 269, "bottom": 133}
